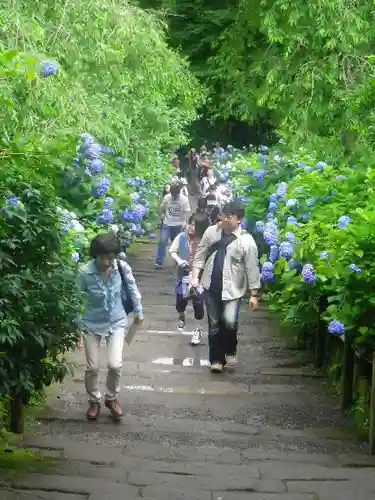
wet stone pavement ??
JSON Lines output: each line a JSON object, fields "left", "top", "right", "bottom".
{"left": 4, "top": 241, "right": 375, "bottom": 500}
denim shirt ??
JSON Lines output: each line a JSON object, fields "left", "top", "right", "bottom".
{"left": 76, "top": 260, "right": 143, "bottom": 337}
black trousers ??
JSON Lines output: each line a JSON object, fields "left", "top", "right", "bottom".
{"left": 176, "top": 293, "right": 204, "bottom": 320}
{"left": 205, "top": 291, "right": 240, "bottom": 364}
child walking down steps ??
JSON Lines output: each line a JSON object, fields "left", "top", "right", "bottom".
{"left": 169, "top": 213, "right": 209, "bottom": 345}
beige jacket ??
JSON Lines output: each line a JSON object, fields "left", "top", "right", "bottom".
{"left": 193, "top": 224, "right": 260, "bottom": 300}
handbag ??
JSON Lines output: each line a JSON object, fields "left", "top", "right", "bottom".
{"left": 116, "top": 260, "right": 134, "bottom": 315}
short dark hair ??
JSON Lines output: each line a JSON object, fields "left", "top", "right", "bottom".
{"left": 170, "top": 183, "right": 181, "bottom": 199}
{"left": 197, "top": 196, "right": 207, "bottom": 211}
{"left": 90, "top": 231, "right": 121, "bottom": 258}
{"left": 222, "top": 200, "right": 245, "bottom": 220}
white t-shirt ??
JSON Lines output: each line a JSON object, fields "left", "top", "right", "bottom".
{"left": 200, "top": 176, "right": 216, "bottom": 195}
{"left": 161, "top": 194, "right": 191, "bottom": 226}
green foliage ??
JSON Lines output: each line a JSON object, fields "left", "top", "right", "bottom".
{"left": 0, "top": 0, "right": 202, "bottom": 429}
{"left": 0, "top": 181, "right": 82, "bottom": 402}
{"left": 205, "top": 0, "right": 375, "bottom": 149}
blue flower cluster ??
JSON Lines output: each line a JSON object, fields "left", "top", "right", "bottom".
{"left": 338, "top": 215, "right": 351, "bottom": 229}
{"left": 279, "top": 241, "right": 294, "bottom": 260}
{"left": 261, "top": 261, "right": 274, "bottom": 282}
{"left": 92, "top": 175, "right": 110, "bottom": 198}
{"left": 348, "top": 263, "right": 361, "bottom": 274}
{"left": 328, "top": 320, "right": 345, "bottom": 337}
{"left": 40, "top": 61, "right": 57, "bottom": 78}
{"left": 301, "top": 264, "right": 316, "bottom": 285}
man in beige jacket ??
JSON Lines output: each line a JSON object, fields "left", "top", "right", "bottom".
{"left": 191, "top": 201, "right": 260, "bottom": 373}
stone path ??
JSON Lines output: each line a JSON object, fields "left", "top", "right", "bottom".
{"left": 3, "top": 240, "right": 375, "bottom": 500}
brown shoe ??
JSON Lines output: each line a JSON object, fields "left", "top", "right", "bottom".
{"left": 86, "top": 402, "right": 101, "bottom": 420}
{"left": 105, "top": 398, "right": 123, "bottom": 419}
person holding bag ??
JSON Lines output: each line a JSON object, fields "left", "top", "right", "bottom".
{"left": 169, "top": 213, "right": 209, "bottom": 345}
{"left": 191, "top": 201, "right": 260, "bottom": 373}
{"left": 76, "top": 231, "right": 143, "bottom": 421}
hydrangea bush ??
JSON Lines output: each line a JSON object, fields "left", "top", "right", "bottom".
{"left": 216, "top": 142, "right": 375, "bottom": 351}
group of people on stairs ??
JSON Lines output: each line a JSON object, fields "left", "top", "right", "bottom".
{"left": 75, "top": 143, "right": 261, "bottom": 421}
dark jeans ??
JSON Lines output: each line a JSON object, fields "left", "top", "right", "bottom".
{"left": 176, "top": 293, "right": 205, "bottom": 320}
{"left": 205, "top": 291, "right": 240, "bottom": 364}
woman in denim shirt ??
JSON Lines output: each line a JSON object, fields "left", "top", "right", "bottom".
{"left": 76, "top": 232, "right": 143, "bottom": 420}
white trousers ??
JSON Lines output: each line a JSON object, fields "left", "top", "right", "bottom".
{"left": 83, "top": 327, "right": 125, "bottom": 403}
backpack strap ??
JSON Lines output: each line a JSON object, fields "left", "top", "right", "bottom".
{"left": 205, "top": 232, "right": 237, "bottom": 264}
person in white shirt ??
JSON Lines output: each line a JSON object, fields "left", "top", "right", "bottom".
{"left": 200, "top": 166, "right": 216, "bottom": 195}
{"left": 179, "top": 178, "right": 189, "bottom": 197}
{"left": 155, "top": 183, "right": 191, "bottom": 269}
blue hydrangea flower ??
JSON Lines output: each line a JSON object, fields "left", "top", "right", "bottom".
{"left": 286, "top": 216, "right": 299, "bottom": 227}
{"left": 103, "top": 197, "right": 114, "bottom": 209}
{"left": 264, "top": 231, "right": 278, "bottom": 246}
{"left": 84, "top": 143, "right": 102, "bottom": 160}
{"left": 264, "top": 221, "right": 278, "bottom": 234}
{"left": 297, "top": 161, "right": 304, "bottom": 168}
{"left": 245, "top": 168, "right": 253, "bottom": 176}
{"left": 117, "top": 157, "right": 125, "bottom": 165}
{"left": 92, "top": 175, "right": 110, "bottom": 198}
{"left": 316, "top": 161, "right": 326, "bottom": 171}
{"left": 279, "top": 241, "right": 294, "bottom": 260}
{"left": 255, "top": 221, "right": 265, "bottom": 233}
{"left": 100, "top": 145, "right": 115, "bottom": 155}
{"left": 5, "top": 197, "right": 19, "bottom": 208}
{"left": 131, "top": 192, "right": 140, "bottom": 204}
{"left": 320, "top": 251, "right": 329, "bottom": 259}
{"left": 328, "top": 320, "right": 345, "bottom": 337}
{"left": 259, "top": 145, "right": 268, "bottom": 153}
{"left": 304, "top": 166, "right": 312, "bottom": 173}
{"left": 40, "top": 61, "right": 57, "bottom": 77}
{"left": 81, "top": 133, "right": 94, "bottom": 146}
{"left": 97, "top": 209, "right": 114, "bottom": 225}
{"left": 306, "top": 198, "right": 315, "bottom": 208}
{"left": 348, "top": 263, "right": 361, "bottom": 274}
{"left": 285, "top": 232, "right": 295, "bottom": 243}
{"left": 301, "top": 212, "right": 312, "bottom": 222}
{"left": 269, "top": 245, "right": 279, "bottom": 263}
{"left": 71, "top": 251, "right": 80, "bottom": 263}
{"left": 269, "top": 193, "right": 277, "bottom": 203}
{"left": 120, "top": 209, "right": 136, "bottom": 222}
{"left": 254, "top": 169, "right": 265, "bottom": 181}
{"left": 338, "top": 215, "right": 351, "bottom": 229}
{"left": 262, "top": 261, "right": 274, "bottom": 272}
{"left": 90, "top": 159, "right": 104, "bottom": 175}
{"left": 286, "top": 198, "right": 298, "bottom": 209}
{"left": 269, "top": 201, "right": 278, "bottom": 212}
{"left": 261, "top": 269, "right": 274, "bottom": 282}
{"left": 301, "top": 264, "right": 316, "bottom": 285}
{"left": 240, "top": 220, "right": 248, "bottom": 230}
{"left": 276, "top": 182, "right": 287, "bottom": 198}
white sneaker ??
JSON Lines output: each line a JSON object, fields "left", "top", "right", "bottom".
{"left": 225, "top": 354, "right": 237, "bottom": 367}
{"left": 190, "top": 329, "right": 202, "bottom": 346}
{"left": 210, "top": 362, "right": 223, "bottom": 373}
{"left": 177, "top": 319, "right": 185, "bottom": 331}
